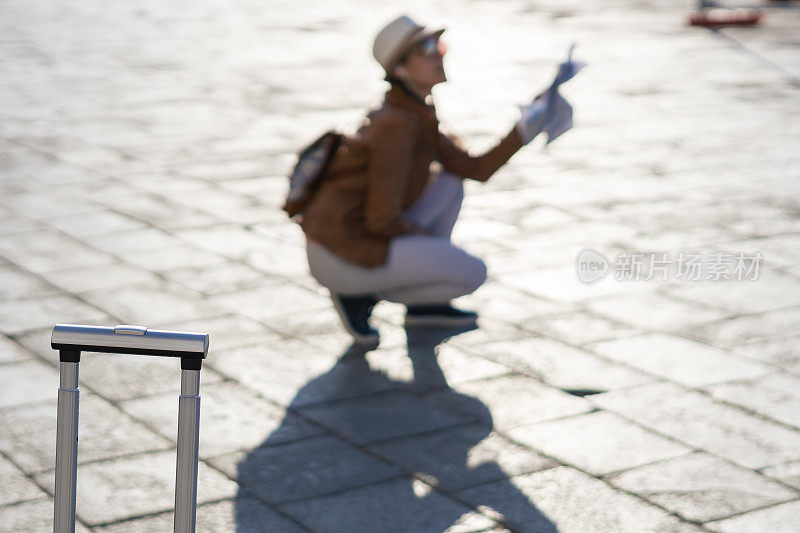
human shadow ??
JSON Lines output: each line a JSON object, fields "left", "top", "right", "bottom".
{"left": 234, "top": 324, "right": 558, "bottom": 532}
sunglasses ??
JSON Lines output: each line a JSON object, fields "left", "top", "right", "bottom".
{"left": 415, "top": 36, "right": 447, "bottom": 58}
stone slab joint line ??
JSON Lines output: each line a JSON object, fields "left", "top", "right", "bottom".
{"left": 708, "top": 25, "right": 800, "bottom": 87}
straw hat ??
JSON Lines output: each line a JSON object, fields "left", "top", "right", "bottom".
{"left": 372, "top": 15, "right": 445, "bottom": 75}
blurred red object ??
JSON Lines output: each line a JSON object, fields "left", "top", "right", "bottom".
{"left": 688, "top": 8, "right": 763, "bottom": 26}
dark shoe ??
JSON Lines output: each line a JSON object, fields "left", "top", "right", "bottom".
{"left": 331, "top": 292, "right": 380, "bottom": 344}
{"left": 405, "top": 303, "right": 478, "bottom": 327}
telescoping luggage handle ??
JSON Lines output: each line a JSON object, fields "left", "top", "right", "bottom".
{"left": 51, "top": 324, "right": 209, "bottom": 533}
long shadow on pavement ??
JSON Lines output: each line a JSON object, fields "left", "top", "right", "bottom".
{"left": 235, "top": 324, "right": 557, "bottom": 532}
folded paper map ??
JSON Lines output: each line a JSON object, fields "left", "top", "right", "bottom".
{"left": 542, "top": 43, "right": 586, "bottom": 145}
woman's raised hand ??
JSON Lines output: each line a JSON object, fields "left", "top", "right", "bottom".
{"left": 517, "top": 95, "right": 550, "bottom": 145}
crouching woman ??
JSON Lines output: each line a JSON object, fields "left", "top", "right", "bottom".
{"left": 299, "top": 15, "right": 547, "bottom": 344}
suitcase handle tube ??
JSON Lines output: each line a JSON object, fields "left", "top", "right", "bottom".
{"left": 174, "top": 366, "right": 201, "bottom": 533}
{"left": 54, "top": 352, "right": 80, "bottom": 533}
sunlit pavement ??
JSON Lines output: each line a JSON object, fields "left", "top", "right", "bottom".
{"left": 1, "top": 0, "right": 800, "bottom": 531}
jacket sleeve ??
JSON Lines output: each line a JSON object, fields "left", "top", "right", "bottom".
{"left": 437, "top": 124, "right": 524, "bottom": 182}
{"left": 363, "top": 110, "right": 422, "bottom": 237}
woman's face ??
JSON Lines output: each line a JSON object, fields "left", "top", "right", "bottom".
{"left": 397, "top": 36, "right": 447, "bottom": 90}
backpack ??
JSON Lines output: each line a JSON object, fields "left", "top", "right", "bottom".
{"left": 282, "top": 130, "right": 343, "bottom": 218}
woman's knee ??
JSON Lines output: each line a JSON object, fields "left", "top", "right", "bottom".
{"left": 470, "top": 256, "right": 488, "bottom": 291}
{"left": 430, "top": 243, "right": 486, "bottom": 294}
{"left": 460, "top": 254, "right": 487, "bottom": 294}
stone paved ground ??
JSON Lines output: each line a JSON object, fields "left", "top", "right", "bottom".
{"left": 1, "top": 0, "right": 800, "bottom": 531}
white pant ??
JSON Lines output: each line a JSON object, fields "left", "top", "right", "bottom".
{"left": 306, "top": 172, "right": 487, "bottom": 305}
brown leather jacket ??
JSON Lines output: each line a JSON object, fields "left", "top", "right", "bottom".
{"left": 300, "top": 82, "right": 524, "bottom": 267}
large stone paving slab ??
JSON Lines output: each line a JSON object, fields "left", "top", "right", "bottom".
{"left": 75, "top": 350, "right": 224, "bottom": 402}
{"left": 244, "top": 240, "right": 319, "bottom": 283}
{"left": 42, "top": 209, "right": 145, "bottom": 238}
{"left": 123, "top": 380, "right": 326, "bottom": 458}
{"left": 264, "top": 306, "right": 358, "bottom": 350}
{"left": 80, "top": 282, "right": 226, "bottom": 325}
{"left": 0, "top": 498, "right": 92, "bottom": 533}
{"left": 448, "top": 316, "right": 537, "bottom": 347}
{"left": 469, "top": 337, "right": 653, "bottom": 393}
{"left": 85, "top": 226, "right": 189, "bottom": 256}
{"left": 0, "top": 454, "right": 45, "bottom": 506}
{"left": 456, "top": 466, "right": 702, "bottom": 533}
{"left": 0, "top": 230, "right": 115, "bottom": 274}
{"left": 173, "top": 224, "right": 278, "bottom": 260}
{"left": 0, "top": 394, "right": 172, "bottom": 474}
{"left": 298, "top": 391, "right": 472, "bottom": 446}
{"left": 369, "top": 424, "right": 557, "bottom": 492}
{"left": 592, "top": 382, "right": 800, "bottom": 469}
{"left": 365, "top": 338, "right": 513, "bottom": 392}
{"left": 732, "top": 335, "right": 800, "bottom": 376}
{"left": 0, "top": 263, "right": 59, "bottom": 300}
{"left": 13, "top": 327, "right": 71, "bottom": 364}
{"left": 209, "top": 342, "right": 394, "bottom": 408}
{"left": 416, "top": 343, "right": 513, "bottom": 388}
{"left": 453, "top": 281, "right": 568, "bottom": 324}
{"left": 427, "top": 375, "right": 593, "bottom": 432}
{"left": 521, "top": 308, "right": 641, "bottom": 346}
{"left": 706, "top": 500, "right": 800, "bottom": 533}
{"left": 39, "top": 262, "right": 159, "bottom": 294}
{"left": 585, "top": 289, "right": 730, "bottom": 334}
{"left": 114, "top": 241, "right": 225, "bottom": 272}
{"left": 762, "top": 461, "right": 800, "bottom": 492}
{"left": 685, "top": 307, "right": 800, "bottom": 349}
{"left": 664, "top": 270, "right": 800, "bottom": 315}
{"left": 34, "top": 451, "right": 237, "bottom": 526}
{"left": 161, "top": 313, "right": 284, "bottom": 352}
{"left": 0, "top": 359, "right": 59, "bottom": 408}
{"left": 211, "top": 435, "right": 402, "bottom": 505}
{"left": 210, "top": 281, "right": 330, "bottom": 323}
{"left": 606, "top": 451, "right": 799, "bottom": 524}
{"left": 726, "top": 235, "right": 800, "bottom": 271}
{"left": 159, "top": 260, "right": 267, "bottom": 297}
{"left": 0, "top": 295, "right": 112, "bottom": 336}
{"left": 704, "top": 372, "right": 800, "bottom": 429}
{"left": 508, "top": 410, "right": 690, "bottom": 476}
{"left": 0, "top": 333, "right": 33, "bottom": 364}
{"left": 587, "top": 333, "right": 772, "bottom": 387}
{"left": 94, "top": 495, "right": 306, "bottom": 533}
{"left": 2, "top": 189, "right": 100, "bottom": 220}
{"left": 279, "top": 477, "right": 499, "bottom": 533}
{"left": 500, "top": 264, "right": 646, "bottom": 304}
